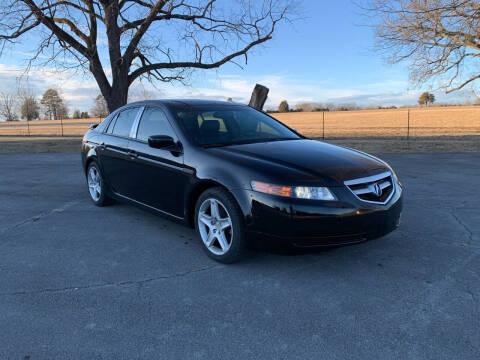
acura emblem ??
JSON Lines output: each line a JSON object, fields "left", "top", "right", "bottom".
{"left": 371, "top": 182, "right": 383, "bottom": 197}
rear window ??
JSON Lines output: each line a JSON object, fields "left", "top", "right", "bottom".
{"left": 104, "top": 113, "right": 118, "bottom": 134}
{"left": 93, "top": 113, "right": 113, "bottom": 133}
{"left": 111, "top": 108, "right": 139, "bottom": 137}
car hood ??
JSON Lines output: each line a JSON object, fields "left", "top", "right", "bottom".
{"left": 210, "top": 139, "right": 389, "bottom": 186}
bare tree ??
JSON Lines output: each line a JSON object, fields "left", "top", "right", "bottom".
{"left": 20, "top": 96, "right": 39, "bottom": 120}
{"left": 128, "top": 85, "right": 157, "bottom": 103}
{"left": 0, "top": 92, "right": 18, "bottom": 121}
{"left": 367, "top": 1, "right": 480, "bottom": 93}
{"left": 295, "top": 102, "right": 324, "bottom": 112}
{"left": 72, "top": 109, "right": 82, "bottom": 119}
{"left": 19, "top": 88, "right": 40, "bottom": 121}
{"left": 91, "top": 95, "right": 109, "bottom": 118}
{"left": 0, "top": 1, "right": 292, "bottom": 112}
{"left": 336, "top": 102, "right": 359, "bottom": 111}
{"left": 57, "top": 102, "right": 69, "bottom": 119}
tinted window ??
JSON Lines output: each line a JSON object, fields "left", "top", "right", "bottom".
{"left": 105, "top": 113, "right": 118, "bottom": 134}
{"left": 111, "top": 108, "right": 139, "bottom": 137}
{"left": 136, "top": 108, "right": 176, "bottom": 142}
{"left": 198, "top": 111, "right": 227, "bottom": 132}
{"left": 173, "top": 105, "right": 300, "bottom": 146}
{"left": 94, "top": 112, "right": 113, "bottom": 133}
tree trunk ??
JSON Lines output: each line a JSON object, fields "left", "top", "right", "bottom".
{"left": 104, "top": 85, "right": 128, "bottom": 113}
{"left": 102, "top": 68, "right": 129, "bottom": 113}
{"left": 249, "top": 84, "right": 269, "bottom": 110}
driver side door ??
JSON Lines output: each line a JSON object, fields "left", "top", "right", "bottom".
{"left": 127, "top": 106, "right": 189, "bottom": 218}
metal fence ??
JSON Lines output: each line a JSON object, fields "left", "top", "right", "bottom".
{"left": 274, "top": 106, "right": 480, "bottom": 139}
{"left": 1, "top": 106, "right": 480, "bottom": 139}
{"left": 0, "top": 118, "right": 103, "bottom": 137}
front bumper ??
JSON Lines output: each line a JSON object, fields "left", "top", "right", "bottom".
{"left": 232, "top": 183, "right": 403, "bottom": 247}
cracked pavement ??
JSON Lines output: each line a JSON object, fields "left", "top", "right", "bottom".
{"left": 0, "top": 152, "right": 479, "bottom": 359}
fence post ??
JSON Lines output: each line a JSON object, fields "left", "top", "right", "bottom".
{"left": 322, "top": 111, "right": 325, "bottom": 140}
{"left": 60, "top": 118, "right": 64, "bottom": 137}
{"left": 27, "top": 119, "right": 30, "bottom": 137}
{"left": 407, "top": 108, "right": 410, "bottom": 140}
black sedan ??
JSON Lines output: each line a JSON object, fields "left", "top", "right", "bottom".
{"left": 81, "top": 100, "right": 403, "bottom": 263}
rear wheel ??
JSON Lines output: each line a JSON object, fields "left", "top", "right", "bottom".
{"left": 195, "top": 187, "right": 247, "bottom": 263}
{"left": 86, "top": 161, "right": 113, "bottom": 206}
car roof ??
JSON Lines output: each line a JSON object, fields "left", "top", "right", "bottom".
{"left": 126, "top": 99, "right": 247, "bottom": 108}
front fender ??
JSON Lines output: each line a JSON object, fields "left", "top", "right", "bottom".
{"left": 196, "top": 165, "right": 249, "bottom": 191}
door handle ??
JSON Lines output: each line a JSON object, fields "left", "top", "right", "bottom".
{"left": 99, "top": 142, "right": 106, "bottom": 150}
{"left": 128, "top": 151, "right": 138, "bottom": 159}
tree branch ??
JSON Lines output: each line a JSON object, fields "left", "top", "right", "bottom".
{"left": 123, "top": 0, "right": 168, "bottom": 65}
{"left": 22, "top": 0, "right": 90, "bottom": 58}
{"left": 128, "top": 30, "right": 275, "bottom": 84}
{"left": 368, "top": 0, "right": 480, "bottom": 93}
{"left": 446, "top": 74, "right": 480, "bottom": 93}
{"left": 52, "top": 17, "right": 90, "bottom": 44}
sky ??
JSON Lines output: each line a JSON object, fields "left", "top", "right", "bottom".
{"left": 0, "top": 0, "right": 476, "bottom": 113}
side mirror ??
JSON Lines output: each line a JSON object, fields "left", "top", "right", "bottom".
{"left": 148, "top": 135, "right": 176, "bottom": 149}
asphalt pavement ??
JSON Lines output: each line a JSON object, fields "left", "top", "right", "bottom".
{"left": 0, "top": 152, "right": 479, "bottom": 359}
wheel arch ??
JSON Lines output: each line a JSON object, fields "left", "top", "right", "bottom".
{"left": 185, "top": 180, "right": 241, "bottom": 228}
{"left": 84, "top": 155, "right": 98, "bottom": 176}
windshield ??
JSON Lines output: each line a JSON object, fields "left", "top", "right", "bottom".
{"left": 172, "top": 105, "right": 301, "bottom": 147}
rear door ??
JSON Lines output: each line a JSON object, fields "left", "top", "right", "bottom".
{"left": 127, "top": 106, "right": 189, "bottom": 218}
{"left": 99, "top": 106, "right": 142, "bottom": 196}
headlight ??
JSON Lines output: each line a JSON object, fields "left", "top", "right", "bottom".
{"left": 251, "top": 181, "right": 336, "bottom": 200}
{"left": 390, "top": 169, "right": 402, "bottom": 188}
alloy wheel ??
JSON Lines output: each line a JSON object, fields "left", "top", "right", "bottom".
{"left": 87, "top": 166, "right": 102, "bottom": 202}
{"left": 198, "top": 198, "right": 233, "bottom": 255}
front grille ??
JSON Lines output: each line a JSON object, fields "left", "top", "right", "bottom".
{"left": 344, "top": 171, "right": 395, "bottom": 204}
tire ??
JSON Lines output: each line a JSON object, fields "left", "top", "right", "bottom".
{"left": 86, "top": 161, "right": 114, "bottom": 206}
{"left": 195, "top": 187, "right": 247, "bottom": 263}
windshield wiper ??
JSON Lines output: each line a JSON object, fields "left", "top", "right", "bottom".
{"left": 261, "top": 137, "right": 299, "bottom": 143}
{"left": 202, "top": 142, "right": 231, "bottom": 148}
{"left": 202, "top": 137, "right": 300, "bottom": 148}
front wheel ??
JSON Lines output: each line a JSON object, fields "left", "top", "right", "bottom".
{"left": 195, "top": 188, "right": 247, "bottom": 263}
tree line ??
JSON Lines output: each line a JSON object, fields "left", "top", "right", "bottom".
{"left": 269, "top": 92, "right": 444, "bottom": 113}
{"left": 0, "top": 88, "right": 110, "bottom": 121}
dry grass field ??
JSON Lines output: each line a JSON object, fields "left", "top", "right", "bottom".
{"left": 274, "top": 106, "right": 480, "bottom": 138}
{"left": 1, "top": 106, "right": 479, "bottom": 138}
{"left": 0, "top": 106, "right": 479, "bottom": 153}
{"left": 0, "top": 118, "right": 103, "bottom": 137}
